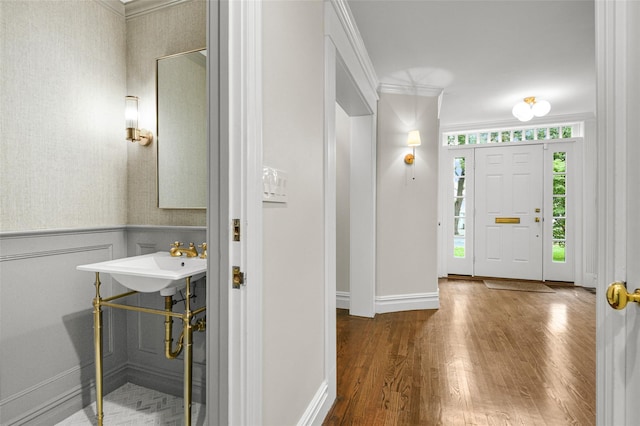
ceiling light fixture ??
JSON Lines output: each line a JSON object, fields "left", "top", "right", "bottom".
{"left": 512, "top": 96, "right": 551, "bottom": 122}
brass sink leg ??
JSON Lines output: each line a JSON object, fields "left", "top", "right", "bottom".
{"left": 92, "top": 272, "right": 104, "bottom": 426}
{"left": 184, "top": 276, "right": 193, "bottom": 426}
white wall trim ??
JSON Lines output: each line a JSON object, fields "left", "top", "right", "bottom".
{"left": 375, "top": 292, "right": 440, "bottom": 314}
{"left": 124, "top": 0, "right": 191, "bottom": 19}
{"left": 336, "top": 291, "right": 350, "bottom": 310}
{"left": 378, "top": 82, "right": 443, "bottom": 98}
{"left": 441, "top": 112, "right": 596, "bottom": 134}
{"left": 327, "top": 0, "right": 378, "bottom": 100}
{"left": 296, "top": 380, "right": 330, "bottom": 426}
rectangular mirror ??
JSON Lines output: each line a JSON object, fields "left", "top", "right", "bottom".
{"left": 156, "top": 48, "right": 207, "bottom": 209}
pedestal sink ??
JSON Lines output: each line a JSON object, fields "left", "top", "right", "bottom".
{"left": 77, "top": 251, "right": 207, "bottom": 426}
{"left": 77, "top": 251, "right": 206, "bottom": 295}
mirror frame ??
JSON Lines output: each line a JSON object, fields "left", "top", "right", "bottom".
{"left": 155, "top": 47, "right": 207, "bottom": 209}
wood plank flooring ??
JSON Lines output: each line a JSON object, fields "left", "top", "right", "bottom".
{"left": 323, "top": 279, "right": 595, "bottom": 426}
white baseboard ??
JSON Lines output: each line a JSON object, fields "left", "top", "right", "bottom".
{"left": 335, "top": 291, "right": 440, "bottom": 314}
{"left": 376, "top": 292, "right": 439, "bottom": 314}
{"left": 296, "top": 380, "right": 330, "bottom": 426}
{"left": 336, "top": 291, "right": 350, "bottom": 309}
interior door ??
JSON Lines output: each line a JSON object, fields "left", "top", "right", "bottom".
{"left": 474, "top": 145, "right": 543, "bottom": 280}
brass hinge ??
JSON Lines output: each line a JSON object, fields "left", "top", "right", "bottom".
{"left": 232, "top": 266, "right": 245, "bottom": 289}
{"left": 233, "top": 219, "right": 241, "bottom": 242}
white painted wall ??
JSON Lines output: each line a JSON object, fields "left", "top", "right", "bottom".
{"left": 262, "top": 1, "right": 326, "bottom": 424}
{"left": 336, "top": 104, "right": 351, "bottom": 294}
{"left": 376, "top": 93, "right": 440, "bottom": 301}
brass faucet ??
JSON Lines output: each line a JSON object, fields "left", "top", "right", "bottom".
{"left": 169, "top": 241, "right": 199, "bottom": 258}
{"left": 198, "top": 243, "right": 207, "bottom": 259}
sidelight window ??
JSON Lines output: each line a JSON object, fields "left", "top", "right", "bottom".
{"left": 552, "top": 152, "right": 567, "bottom": 263}
{"left": 453, "top": 157, "right": 466, "bottom": 258}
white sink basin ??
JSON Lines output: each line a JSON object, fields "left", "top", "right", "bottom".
{"left": 77, "top": 252, "right": 206, "bottom": 294}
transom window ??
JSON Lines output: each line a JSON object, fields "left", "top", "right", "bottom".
{"left": 444, "top": 123, "right": 580, "bottom": 146}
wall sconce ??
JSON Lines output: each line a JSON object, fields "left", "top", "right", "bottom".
{"left": 512, "top": 96, "right": 551, "bottom": 122}
{"left": 125, "top": 96, "right": 153, "bottom": 146}
{"left": 404, "top": 130, "right": 421, "bottom": 164}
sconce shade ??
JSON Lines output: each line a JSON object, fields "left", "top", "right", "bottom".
{"left": 407, "top": 130, "right": 421, "bottom": 147}
{"left": 125, "top": 95, "right": 153, "bottom": 146}
{"left": 125, "top": 96, "right": 139, "bottom": 129}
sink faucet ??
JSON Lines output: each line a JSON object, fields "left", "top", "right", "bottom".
{"left": 170, "top": 242, "right": 199, "bottom": 258}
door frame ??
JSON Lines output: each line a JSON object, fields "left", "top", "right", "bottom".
{"left": 442, "top": 140, "right": 581, "bottom": 282}
{"left": 595, "top": 0, "right": 634, "bottom": 424}
{"left": 208, "top": 0, "right": 263, "bottom": 424}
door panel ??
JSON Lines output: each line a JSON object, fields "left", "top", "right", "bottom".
{"left": 475, "top": 145, "right": 543, "bottom": 280}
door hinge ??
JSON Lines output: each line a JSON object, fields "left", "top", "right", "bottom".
{"left": 232, "top": 266, "right": 245, "bottom": 289}
{"left": 233, "top": 219, "right": 241, "bottom": 242}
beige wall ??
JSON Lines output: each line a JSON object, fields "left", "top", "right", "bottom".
{"left": 125, "top": 0, "right": 206, "bottom": 225}
{"left": 262, "top": 1, "right": 326, "bottom": 424}
{"left": 0, "top": 0, "right": 127, "bottom": 232}
{"left": 376, "top": 93, "right": 440, "bottom": 297}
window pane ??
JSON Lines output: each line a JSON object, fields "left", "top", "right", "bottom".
{"left": 454, "top": 218, "right": 466, "bottom": 236}
{"left": 468, "top": 133, "right": 477, "bottom": 144}
{"left": 553, "top": 152, "right": 567, "bottom": 172}
{"left": 447, "top": 135, "right": 456, "bottom": 145}
{"left": 490, "top": 132, "right": 499, "bottom": 143}
{"left": 513, "top": 130, "right": 522, "bottom": 141}
{"left": 537, "top": 128, "right": 548, "bottom": 140}
{"left": 553, "top": 218, "right": 566, "bottom": 240}
{"left": 553, "top": 242, "right": 566, "bottom": 263}
{"left": 525, "top": 129, "right": 535, "bottom": 140}
{"left": 501, "top": 131, "right": 510, "bottom": 142}
{"left": 553, "top": 196, "right": 566, "bottom": 217}
{"left": 553, "top": 175, "right": 566, "bottom": 195}
{"left": 454, "top": 237, "right": 465, "bottom": 258}
{"left": 549, "top": 127, "right": 560, "bottom": 139}
{"left": 458, "top": 134, "right": 466, "bottom": 145}
{"left": 479, "top": 133, "right": 488, "bottom": 144}
{"left": 562, "top": 126, "right": 573, "bottom": 138}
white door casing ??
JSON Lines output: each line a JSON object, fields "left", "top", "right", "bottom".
{"left": 596, "top": 0, "right": 640, "bottom": 424}
{"left": 474, "top": 145, "right": 544, "bottom": 280}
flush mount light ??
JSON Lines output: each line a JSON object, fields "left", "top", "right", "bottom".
{"left": 512, "top": 96, "right": 551, "bottom": 122}
{"left": 125, "top": 96, "right": 153, "bottom": 146}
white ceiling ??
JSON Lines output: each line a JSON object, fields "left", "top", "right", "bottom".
{"left": 347, "top": 0, "right": 596, "bottom": 127}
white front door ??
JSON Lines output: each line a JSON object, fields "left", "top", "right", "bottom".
{"left": 474, "top": 145, "right": 543, "bottom": 280}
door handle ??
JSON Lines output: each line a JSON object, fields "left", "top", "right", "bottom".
{"left": 606, "top": 281, "right": 640, "bottom": 310}
{"left": 535, "top": 217, "right": 541, "bottom": 223}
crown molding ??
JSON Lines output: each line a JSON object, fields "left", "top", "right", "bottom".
{"left": 97, "top": 0, "right": 126, "bottom": 17}
{"left": 124, "top": 0, "right": 192, "bottom": 20}
{"left": 328, "top": 0, "right": 379, "bottom": 98}
{"left": 378, "top": 82, "right": 444, "bottom": 98}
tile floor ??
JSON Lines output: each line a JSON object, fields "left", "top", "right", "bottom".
{"left": 56, "top": 383, "right": 206, "bottom": 426}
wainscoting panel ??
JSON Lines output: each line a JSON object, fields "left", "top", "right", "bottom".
{"left": 124, "top": 226, "right": 207, "bottom": 402}
{"left": 0, "top": 228, "right": 128, "bottom": 425}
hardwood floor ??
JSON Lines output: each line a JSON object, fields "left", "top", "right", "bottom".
{"left": 323, "top": 279, "right": 596, "bottom": 426}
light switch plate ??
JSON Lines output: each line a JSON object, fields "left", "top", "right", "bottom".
{"left": 262, "top": 166, "right": 288, "bottom": 203}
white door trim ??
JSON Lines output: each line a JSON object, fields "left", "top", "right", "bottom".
{"left": 595, "top": 0, "right": 629, "bottom": 424}
{"left": 207, "top": 1, "right": 227, "bottom": 424}
{"left": 214, "top": 1, "right": 263, "bottom": 425}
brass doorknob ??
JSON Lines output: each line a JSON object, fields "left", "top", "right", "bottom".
{"left": 606, "top": 281, "right": 640, "bottom": 310}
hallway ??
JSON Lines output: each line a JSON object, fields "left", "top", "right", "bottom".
{"left": 324, "top": 279, "right": 596, "bottom": 425}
